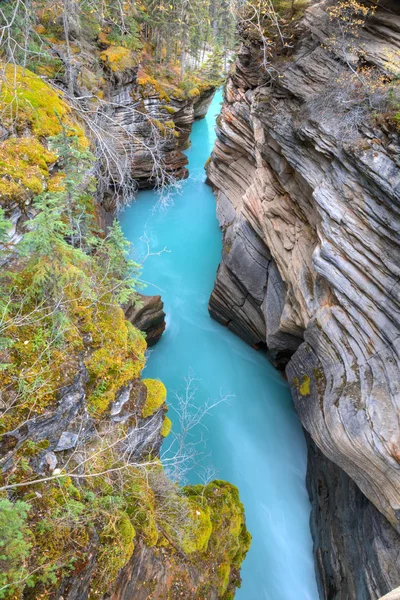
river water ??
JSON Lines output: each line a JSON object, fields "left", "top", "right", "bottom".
{"left": 120, "top": 90, "right": 319, "bottom": 600}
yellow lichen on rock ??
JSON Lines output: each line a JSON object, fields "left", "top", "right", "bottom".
{"left": 0, "top": 63, "right": 86, "bottom": 141}
{"left": 161, "top": 415, "right": 172, "bottom": 437}
{"left": 0, "top": 63, "right": 88, "bottom": 204}
{"left": 136, "top": 69, "right": 171, "bottom": 102}
{"left": 141, "top": 378, "right": 167, "bottom": 418}
{"left": 299, "top": 375, "right": 311, "bottom": 396}
{"left": 100, "top": 46, "right": 137, "bottom": 73}
{"left": 0, "top": 137, "right": 57, "bottom": 204}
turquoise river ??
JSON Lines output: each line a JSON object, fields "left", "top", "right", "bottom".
{"left": 120, "top": 90, "right": 319, "bottom": 600}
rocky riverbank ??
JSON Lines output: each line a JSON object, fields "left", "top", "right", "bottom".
{"left": 206, "top": 1, "right": 400, "bottom": 597}
{"left": 0, "top": 36, "right": 248, "bottom": 600}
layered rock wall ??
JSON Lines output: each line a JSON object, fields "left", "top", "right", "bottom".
{"left": 95, "top": 69, "right": 215, "bottom": 218}
{"left": 207, "top": 1, "right": 400, "bottom": 596}
{"left": 307, "top": 435, "right": 400, "bottom": 600}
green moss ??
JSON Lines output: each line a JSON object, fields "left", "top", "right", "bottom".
{"left": 218, "top": 563, "right": 230, "bottom": 595}
{"left": 15, "top": 471, "right": 138, "bottom": 598}
{"left": 180, "top": 497, "right": 212, "bottom": 554}
{"left": 274, "top": 0, "right": 309, "bottom": 16}
{"left": 0, "top": 63, "right": 90, "bottom": 210}
{"left": 21, "top": 439, "right": 50, "bottom": 457}
{"left": 86, "top": 305, "right": 147, "bottom": 417}
{"left": 392, "top": 111, "right": 400, "bottom": 129}
{"left": 148, "top": 117, "right": 179, "bottom": 138}
{"left": 183, "top": 480, "right": 251, "bottom": 595}
{"left": 126, "top": 472, "right": 159, "bottom": 546}
{"left": 187, "top": 87, "right": 200, "bottom": 98}
{"left": 161, "top": 416, "right": 172, "bottom": 437}
{"left": 163, "top": 105, "right": 177, "bottom": 114}
{"left": 142, "top": 379, "right": 167, "bottom": 418}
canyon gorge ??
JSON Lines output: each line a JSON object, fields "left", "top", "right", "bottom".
{"left": 1, "top": 0, "right": 400, "bottom": 598}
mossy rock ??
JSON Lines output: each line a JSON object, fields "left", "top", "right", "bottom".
{"left": 0, "top": 63, "right": 88, "bottom": 206}
{"left": 0, "top": 63, "right": 86, "bottom": 141}
{"left": 161, "top": 416, "right": 172, "bottom": 437}
{"left": 184, "top": 480, "right": 251, "bottom": 594}
{"left": 137, "top": 69, "right": 171, "bottom": 102}
{"left": 142, "top": 379, "right": 167, "bottom": 418}
{"left": 187, "top": 87, "right": 200, "bottom": 99}
{"left": 218, "top": 562, "right": 231, "bottom": 595}
{"left": 180, "top": 497, "right": 213, "bottom": 554}
{"left": 86, "top": 305, "right": 147, "bottom": 417}
{"left": 0, "top": 136, "right": 57, "bottom": 205}
{"left": 126, "top": 472, "right": 159, "bottom": 546}
{"left": 90, "top": 511, "right": 136, "bottom": 597}
{"left": 100, "top": 46, "right": 137, "bottom": 73}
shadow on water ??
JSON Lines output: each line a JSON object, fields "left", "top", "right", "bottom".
{"left": 120, "top": 90, "right": 319, "bottom": 600}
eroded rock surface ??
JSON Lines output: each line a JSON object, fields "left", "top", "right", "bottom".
{"left": 307, "top": 435, "right": 400, "bottom": 600}
{"left": 207, "top": 0, "right": 400, "bottom": 595}
{"left": 193, "top": 86, "right": 216, "bottom": 120}
{"left": 124, "top": 294, "right": 166, "bottom": 347}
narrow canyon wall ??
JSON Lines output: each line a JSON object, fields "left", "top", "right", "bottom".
{"left": 307, "top": 435, "right": 400, "bottom": 599}
{"left": 207, "top": 1, "right": 400, "bottom": 596}
{"left": 89, "top": 65, "right": 215, "bottom": 220}
{"left": 0, "top": 53, "right": 242, "bottom": 598}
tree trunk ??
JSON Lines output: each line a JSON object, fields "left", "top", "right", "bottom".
{"left": 62, "top": 0, "right": 74, "bottom": 95}
{"left": 180, "top": 4, "right": 188, "bottom": 79}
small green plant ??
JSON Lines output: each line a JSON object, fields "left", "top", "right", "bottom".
{"left": 0, "top": 208, "right": 11, "bottom": 247}
{"left": 0, "top": 500, "right": 32, "bottom": 598}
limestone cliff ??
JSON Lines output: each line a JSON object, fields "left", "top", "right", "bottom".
{"left": 207, "top": 1, "right": 400, "bottom": 597}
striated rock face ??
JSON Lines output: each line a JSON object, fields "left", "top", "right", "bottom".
{"left": 124, "top": 293, "right": 166, "bottom": 347}
{"left": 207, "top": 0, "right": 400, "bottom": 595}
{"left": 96, "top": 80, "right": 215, "bottom": 225}
{"left": 108, "top": 82, "right": 215, "bottom": 189}
{"left": 56, "top": 538, "right": 220, "bottom": 600}
{"left": 70, "top": 59, "right": 215, "bottom": 222}
{"left": 193, "top": 86, "right": 217, "bottom": 120}
{"left": 307, "top": 435, "right": 400, "bottom": 600}
{"left": 108, "top": 78, "right": 193, "bottom": 190}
